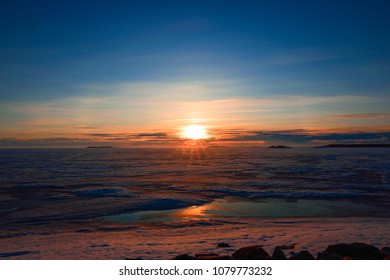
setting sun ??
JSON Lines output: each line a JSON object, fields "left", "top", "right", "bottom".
{"left": 181, "top": 125, "right": 208, "bottom": 140}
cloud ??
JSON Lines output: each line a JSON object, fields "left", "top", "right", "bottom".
{"left": 0, "top": 137, "right": 96, "bottom": 147}
{"left": 88, "top": 133, "right": 117, "bottom": 137}
{"left": 137, "top": 132, "right": 167, "bottom": 137}
{"left": 330, "top": 113, "right": 390, "bottom": 119}
{"left": 215, "top": 129, "right": 390, "bottom": 145}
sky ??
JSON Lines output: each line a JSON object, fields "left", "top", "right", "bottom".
{"left": 0, "top": 0, "right": 389, "bottom": 147}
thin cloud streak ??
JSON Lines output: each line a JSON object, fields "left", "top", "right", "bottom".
{"left": 330, "top": 113, "right": 390, "bottom": 119}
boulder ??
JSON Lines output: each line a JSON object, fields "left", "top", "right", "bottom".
{"left": 317, "top": 252, "right": 344, "bottom": 260}
{"left": 232, "top": 245, "right": 271, "bottom": 260}
{"left": 172, "top": 254, "right": 195, "bottom": 260}
{"left": 349, "top": 243, "right": 385, "bottom": 259}
{"left": 321, "top": 243, "right": 385, "bottom": 260}
{"left": 289, "top": 250, "right": 315, "bottom": 260}
{"left": 198, "top": 255, "right": 231, "bottom": 260}
{"left": 326, "top": 243, "right": 353, "bottom": 256}
{"left": 381, "top": 247, "right": 390, "bottom": 257}
{"left": 195, "top": 253, "right": 219, "bottom": 259}
{"left": 272, "top": 247, "right": 287, "bottom": 260}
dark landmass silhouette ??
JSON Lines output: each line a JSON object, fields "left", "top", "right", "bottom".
{"left": 268, "top": 145, "right": 292, "bottom": 149}
{"left": 85, "top": 146, "right": 114, "bottom": 148}
{"left": 316, "top": 144, "right": 390, "bottom": 148}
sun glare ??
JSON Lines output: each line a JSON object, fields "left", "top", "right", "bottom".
{"left": 181, "top": 125, "right": 208, "bottom": 140}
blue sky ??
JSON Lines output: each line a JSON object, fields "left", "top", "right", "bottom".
{"left": 0, "top": 0, "right": 389, "bottom": 146}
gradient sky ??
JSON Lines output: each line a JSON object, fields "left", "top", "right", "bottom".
{"left": 1, "top": 0, "right": 389, "bottom": 147}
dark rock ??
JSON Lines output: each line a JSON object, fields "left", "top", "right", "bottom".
{"left": 324, "top": 243, "right": 385, "bottom": 260}
{"left": 197, "top": 254, "right": 231, "bottom": 260}
{"left": 330, "top": 253, "right": 344, "bottom": 260}
{"left": 232, "top": 245, "right": 271, "bottom": 260}
{"left": 195, "top": 253, "right": 231, "bottom": 260}
{"left": 289, "top": 250, "right": 315, "bottom": 260}
{"left": 272, "top": 247, "right": 287, "bottom": 260}
{"left": 381, "top": 247, "right": 390, "bottom": 257}
{"left": 325, "top": 243, "right": 353, "bottom": 256}
{"left": 217, "top": 242, "right": 231, "bottom": 248}
{"left": 195, "top": 253, "right": 219, "bottom": 259}
{"left": 317, "top": 252, "right": 343, "bottom": 260}
{"left": 350, "top": 243, "right": 386, "bottom": 260}
{"left": 316, "top": 252, "right": 329, "bottom": 260}
{"left": 213, "top": 255, "right": 232, "bottom": 260}
{"left": 172, "top": 254, "right": 196, "bottom": 260}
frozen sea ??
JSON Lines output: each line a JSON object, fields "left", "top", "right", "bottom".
{"left": 0, "top": 147, "right": 389, "bottom": 259}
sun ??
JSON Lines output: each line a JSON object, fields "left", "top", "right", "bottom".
{"left": 181, "top": 125, "right": 208, "bottom": 140}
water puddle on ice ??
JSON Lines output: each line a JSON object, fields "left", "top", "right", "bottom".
{"left": 103, "top": 198, "right": 385, "bottom": 223}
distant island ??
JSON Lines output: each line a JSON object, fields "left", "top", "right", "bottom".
{"left": 85, "top": 146, "right": 114, "bottom": 149}
{"left": 316, "top": 144, "right": 390, "bottom": 148}
{"left": 268, "top": 145, "right": 292, "bottom": 149}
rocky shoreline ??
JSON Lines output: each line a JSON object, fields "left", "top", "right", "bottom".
{"left": 172, "top": 243, "right": 390, "bottom": 260}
